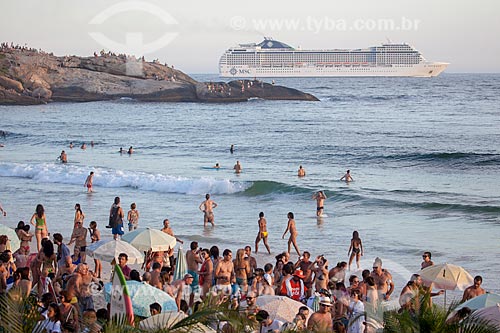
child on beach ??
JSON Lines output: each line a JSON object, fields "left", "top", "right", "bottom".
{"left": 127, "top": 203, "right": 140, "bottom": 231}
{"left": 84, "top": 171, "right": 94, "bottom": 193}
{"left": 348, "top": 231, "right": 363, "bottom": 270}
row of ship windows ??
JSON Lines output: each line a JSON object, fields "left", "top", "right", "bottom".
{"left": 252, "top": 68, "right": 409, "bottom": 72}
{"left": 226, "top": 56, "right": 419, "bottom": 60}
{"left": 225, "top": 61, "right": 420, "bottom": 65}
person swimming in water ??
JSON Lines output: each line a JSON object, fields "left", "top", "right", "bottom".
{"left": 59, "top": 150, "right": 67, "bottom": 163}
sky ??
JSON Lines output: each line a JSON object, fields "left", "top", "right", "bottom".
{"left": 1, "top": 0, "right": 499, "bottom": 73}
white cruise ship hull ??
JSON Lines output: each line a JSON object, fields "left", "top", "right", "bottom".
{"left": 220, "top": 62, "right": 449, "bottom": 78}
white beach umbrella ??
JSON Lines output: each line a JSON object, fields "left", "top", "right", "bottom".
{"left": 419, "top": 263, "right": 474, "bottom": 308}
{"left": 122, "top": 227, "right": 176, "bottom": 252}
{"left": 87, "top": 239, "right": 144, "bottom": 264}
{"left": 139, "top": 311, "right": 216, "bottom": 332}
{"left": 419, "top": 263, "right": 474, "bottom": 291}
{"left": 256, "top": 295, "right": 313, "bottom": 323}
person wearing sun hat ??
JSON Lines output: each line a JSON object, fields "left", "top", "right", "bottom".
{"left": 307, "top": 296, "right": 333, "bottom": 332}
{"left": 281, "top": 269, "right": 307, "bottom": 302}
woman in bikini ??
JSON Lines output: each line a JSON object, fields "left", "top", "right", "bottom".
{"left": 30, "top": 204, "right": 48, "bottom": 252}
{"left": 348, "top": 231, "right": 363, "bottom": 270}
{"left": 233, "top": 248, "right": 251, "bottom": 294}
{"left": 255, "top": 212, "right": 271, "bottom": 254}
{"left": 16, "top": 222, "right": 33, "bottom": 255}
{"left": 73, "top": 203, "right": 85, "bottom": 229}
{"left": 313, "top": 255, "right": 329, "bottom": 292}
{"left": 198, "top": 248, "right": 213, "bottom": 298}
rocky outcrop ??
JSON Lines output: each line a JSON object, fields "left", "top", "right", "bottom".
{"left": 0, "top": 48, "right": 318, "bottom": 105}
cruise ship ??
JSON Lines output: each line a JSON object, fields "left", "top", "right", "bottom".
{"left": 219, "top": 38, "right": 448, "bottom": 78}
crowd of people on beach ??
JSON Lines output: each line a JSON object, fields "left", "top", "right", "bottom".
{"left": 0, "top": 192, "right": 489, "bottom": 333}
{"left": 0, "top": 143, "right": 490, "bottom": 333}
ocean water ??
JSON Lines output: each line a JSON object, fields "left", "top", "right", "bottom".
{"left": 1, "top": 73, "right": 499, "bottom": 303}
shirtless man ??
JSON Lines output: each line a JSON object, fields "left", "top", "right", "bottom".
{"left": 68, "top": 221, "right": 87, "bottom": 263}
{"left": 161, "top": 218, "right": 184, "bottom": 244}
{"left": 255, "top": 212, "right": 271, "bottom": 254}
{"left": 199, "top": 193, "right": 218, "bottom": 227}
{"left": 297, "top": 165, "right": 306, "bottom": 177}
{"left": 149, "top": 262, "right": 162, "bottom": 289}
{"left": 312, "top": 191, "right": 327, "bottom": 217}
{"left": 214, "top": 249, "right": 235, "bottom": 295}
{"left": 461, "top": 275, "right": 486, "bottom": 302}
{"left": 307, "top": 297, "right": 333, "bottom": 332}
{"left": 0, "top": 203, "right": 5, "bottom": 217}
{"left": 59, "top": 150, "right": 67, "bottom": 163}
{"left": 186, "top": 241, "right": 203, "bottom": 293}
{"left": 66, "top": 263, "right": 96, "bottom": 314}
{"left": 282, "top": 212, "right": 300, "bottom": 256}
{"left": 171, "top": 273, "right": 194, "bottom": 309}
{"left": 233, "top": 160, "right": 242, "bottom": 174}
{"left": 340, "top": 169, "right": 353, "bottom": 182}
{"left": 370, "top": 257, "right": 394, "bottom": 301}
{"left": 84, "top": 172, "right": 94, "bottom": 193}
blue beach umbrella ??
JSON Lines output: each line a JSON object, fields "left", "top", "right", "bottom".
{"left": 105, "top": 280, "right": 177, "bottom": 317}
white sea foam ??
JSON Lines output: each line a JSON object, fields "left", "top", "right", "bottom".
{"left": 0, "top": 162, "right": 249, "bottom": 195}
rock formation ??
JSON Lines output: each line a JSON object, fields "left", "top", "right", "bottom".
{"left": 0, "top": 47, "right": 318, "bottom": 105}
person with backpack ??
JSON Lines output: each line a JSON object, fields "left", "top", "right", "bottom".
{"left": 108, "top": 196, "right": 124, "bottom": 240}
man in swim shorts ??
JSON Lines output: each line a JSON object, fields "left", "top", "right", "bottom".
{"left": 199, "top": 193, "right": 217, "bottom": 227}
{"left": 312, "top": 191, "right": 327, "bottom": 217}
{"left": 255, "top": 212, "right": 271, "bottom": 254}
{"left": 84, "top": 172, "right": 94, "bottom": 193}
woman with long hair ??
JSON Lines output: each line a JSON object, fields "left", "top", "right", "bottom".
{"left": 348, "top": 231, "right": 363, "bottom": 270}
{"left": 73, "top": 203, "right": 85, "bottom": 229}
{"left": 30, "top": 204, "right": 48, "bottom": 251}
{"left": 198, "top": 248, "right": 213, "bottom": 298}
{"left": 233, "top": 248, "right": 251, "bottom": 294}
{"left": 35, "top": 302, "right": 62, "bottom": 333}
